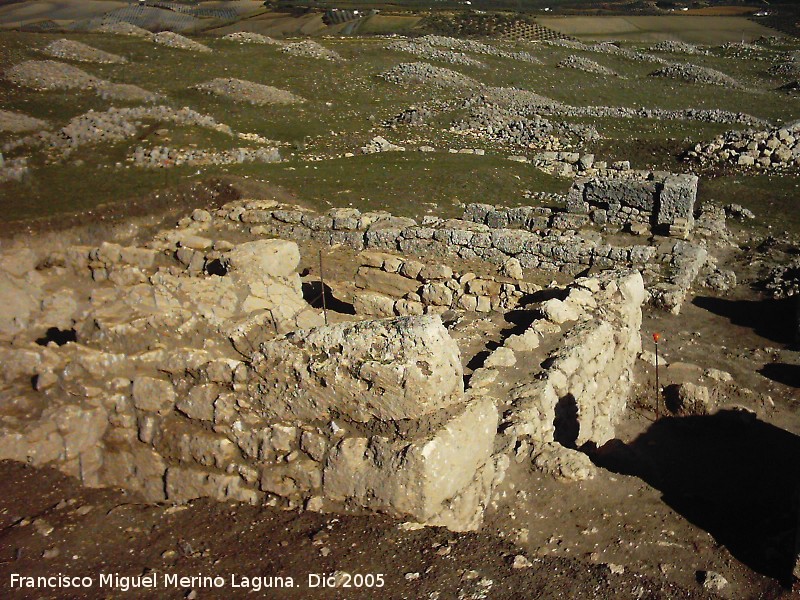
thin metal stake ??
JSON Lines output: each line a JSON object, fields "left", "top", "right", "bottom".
{"left": 319, "top": 250, "right": 328, "bottom": 326}
{"left": 653, "top": 332, "right": 661, "bottom": 420}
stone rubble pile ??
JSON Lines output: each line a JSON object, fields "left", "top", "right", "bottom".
{"left": 359, "top": 136, "right": 405, "bottom": 154}
{"left": 381, "top": 62, "right": 480, "bottom": 90}
{"left": 129, "top": 146, "right": 281, "bottom": 168}
{"left": 6, "top": 59, "right": 100, "bottom": 90}
{"left": 388, "top": 39, "right": 486, "bottom": 68}
{"left": 390, "top": 35, "right": 540, "bottom": 64}
{"left": 764, "top": 257, "right": 800, "bottom": 299}
{"left": 0, "top": 109, "right": 48, "bottom": 133}
{"left": 452, "top": 106, "right": 599, "bottom": 152}
{"left": 648, "top": 40, "right": 708, "bottom": 55}
{"left": 281, "top": 40, "right": 343, "bottom": 62}
{"left": 768, "top": 62, "right": 800, "bottom": 78}
{"left": 557, "top": 55, "right": 621, "bottom": 77}
{"left": 94, "top": 21, "right": 154, "bottom": 38}
{"left": 0, "top": 157, "right": 29, "bottom": 183}
{"left": 5, "top": 59, "right": 159, "bottom": 102}
{"left": 649, "top": 63, "right": 741, "bottom": 88}
{"left": 464, "top": 86, "right": 766, "bottom": 127}
{"left": 221, "top": 32, "right": 281, "bottom": 45}
{"left": 685, "top": 121, "right": 800, "bottom": 170}
{"left": 351, "top": 250, "right": 539, "bottom": 317}
{"left": 383, "top": 106, "right": 433, "bottom": 128}
{"left": 195, "top": 78, "right": 304, "bottom": 105}
{"left": 153, "top": 31, "right": 212, "bottom": 53}
{"left": 546, "top": 39, "right": 667, "bottom": 64}
{"left": 42, "top": 39, "right": 127, "bottom": 64}
{"left": 3, "top": 106, "right": 234, "bottom": 159}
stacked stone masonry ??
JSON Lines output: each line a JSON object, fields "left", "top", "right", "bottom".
{"left": 0, "top": 201, "right": 662, "bottom": 530}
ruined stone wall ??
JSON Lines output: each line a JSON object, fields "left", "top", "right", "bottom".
{"left": 352, "top": 250, "right": 539, "bottom": 316}
{"left": 494, "top": 271, "right": 646, "bottom": 473}
{"left": 224, "top": 200, "right": 657, "bottom": 276}
{"left": 0, "top": 206, "right": 648, "bottom": 531}
{"left": 565, "top": 172, "right": 698, "bottom": 235}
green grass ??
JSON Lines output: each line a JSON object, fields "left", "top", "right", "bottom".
{"left": 0, "top": 29, "right": 798, "bottom": 231}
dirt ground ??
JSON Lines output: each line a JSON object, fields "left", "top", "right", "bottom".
{"left": 0, "top": 460, "right": 718, "bottom": 600}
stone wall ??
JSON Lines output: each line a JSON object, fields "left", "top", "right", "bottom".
{"left": 352, "top": 250, "right": 539, "bottom": 316}
{"left": 493, "top": 271, "right": 646, "bottom": 477}
{"left": 224, "top": 200, "right": 658, "bottom": 276}
{"left": 0, "top": 205, "right": 649, "bottom": 531}
{"left": 565, "top": 172, "right": 698, "bottom": 236}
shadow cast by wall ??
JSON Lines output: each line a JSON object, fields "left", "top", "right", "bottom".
{"left": 591, "top": 411, "right": 800, "bottom": 584}
{"left": 692, "top": 295, "right": 798, "bottom": 346}
{"left": 301, "top": 281, "right": 355, "bottom": 315}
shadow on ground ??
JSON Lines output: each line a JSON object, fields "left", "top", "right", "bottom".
{"left": 302, "top": 280, "right": 355, "bottom": 315}
{"left": 692, "top": 295, "right": 798, "bottom": 346}
{"left": 591, "top": 410, "right": 800, "bottom": 585}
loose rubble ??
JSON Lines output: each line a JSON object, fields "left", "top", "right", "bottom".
{"left": 94, "top": 21, "right": 154, "bottom": 38}
{"left": 650, "top": 63, "right": 741, "bottom": 87}
{"left": 0, "top": 109, "right": 48, "bottom": 133}
{"left": 281, "top": 40, "right": 343, "bottom": 62}
{"left": 648, "top": 40, "right": 708, "bottom": 55}
{"left": 221, "top": 32, "right": 281, "bottom": 45}
{"left": 686, "top": 120, "right": 800, "bottom": 170}
{"left": 130, "top": 146, "right": 281, "bottom": 168}
{"left": 4, "top": 106, "right": 235, "bottom": 159}
{"left": 42, "top": 39, "right": 127, "bottom": 64}
{"left": 195, "top": 78, "right": 304, "bottom": 105}
{"left": 558, "top": 55, "right": 620, "bottom": 77}
{"left": 153, "top": 31, "right": 212, "bottom": 53}
{"left": 381, "top": 62, "right": 480, "bottom": 89}
{"left": 5, "top": 59, "right": 159, "bottom": 102}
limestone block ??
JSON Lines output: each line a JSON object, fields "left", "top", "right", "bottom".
{"left": 353, "top": 291, "right": 396, "bottom": 317}
{"left": 323, "top": 396, "right": 498, "bottom": 527}
{"left": 132, "top": 376, "right": 176, "bottom": 415}
{"left": 420, "top": 282, "right": 454, "bottom": 307}
{"left": 540, "top": 298, "right": 580, "bottom": 324}
{"left": 166, "top": 466, "right": 260, "bottom": 504}
{"left": 657, "top": 174, "right": 698, "bottom": 227}
{"left": 355, "top": 266, "right": 420, "bottom": 297}
{"left": 225, "top": 239, "right": 300, "bottom": 280}
{"left": 248, "top": 315, "right": 464, "bottom": 423}
{"left": 175, "top": 384, "right": 218, "bottom": 421}
{"left": 101, "top": 446, "right": 167, "bottom": 501}
{"left": 532, "top": 442, "right": 596, "bottom": 481}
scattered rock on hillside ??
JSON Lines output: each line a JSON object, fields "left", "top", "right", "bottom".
{"left": 381, "top": 62, "right": 480, "bottom": 89}
{"left": 195, "top": 78, "right": 303, "bottom": 105}
{"left": 42, "top": 39, "right": 127, "bottom": 64}
{"left": 222, "top": 32, "right": 282, "bottom": 45}
{"left": 281, "top": 40, "right": 342, "bottom": 62}
{"left": 153, "top": 31, "right": 211, "bottom": 53}
{"left": 650, "top": 63, "right": 741, "bottom": 87}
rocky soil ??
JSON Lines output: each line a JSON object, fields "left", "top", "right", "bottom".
{"left": 222, "top": 32, "right": 281, "bottom": 45}
{"left": 4, "top": 59, "right": 158, "bottom": 102}
{"left": 649, "top": 63, "right": 741, "bottom": 88}
{"left": 42, "top": 38, "right": 127, "bottom": 64}
{"left": 281, "top": 40, "right": 343, "bottom": 62}
{"left": 195, "top": 78, "right": 304, "bottom": 106}
{"left": 0, "top": 461, "right": 713, "bottom": 600}
{"left": 558, "top": 55, "right": 621, "bottom": 77}
{"left": 153, "top": 31, "right": 211, "bottom": 53}
{"left": 381, "top": 62, "right": 480, "bottom": 90}
{"left": 685, "top": 121, "right": 800, "bottom": 170}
